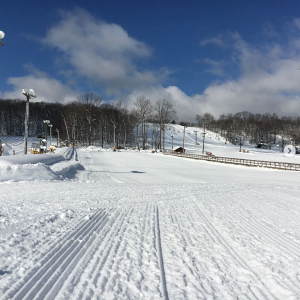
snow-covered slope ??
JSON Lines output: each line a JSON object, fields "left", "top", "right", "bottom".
{"left": 0, "top": 134, "right": 300, "bottom": 299}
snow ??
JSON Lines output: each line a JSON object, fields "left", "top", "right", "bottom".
{"left": 1, "top": 128, "right": 300, "bottom": 299}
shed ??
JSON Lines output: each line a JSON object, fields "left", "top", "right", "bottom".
{"left": 173, "top": 146, "right": 185, "bottom": 153}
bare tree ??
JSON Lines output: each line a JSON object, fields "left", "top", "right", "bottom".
{"left": 154, "top": 99, "right": 177, "bottom": 150}
{"left": 78, "top": 93, "right": 103, "bottom": 145}
{"left": 134, "top": 96, "right": 153, "bottom": 150}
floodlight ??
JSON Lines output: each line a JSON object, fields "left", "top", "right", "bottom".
{"left": 23, "top": 87, "right": 37, "bottom": 154}
{"left": 0, "top": 31, "right": 4, "bottom": 46}
{"left": 22, "top": 89, "right": 37, "bottom": 98}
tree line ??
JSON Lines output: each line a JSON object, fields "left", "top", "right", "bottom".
{"left": 1, "top": 94, "right": 300, "bottom": 148}
{"left": 195, "top": 111, "right": 300, "bottom": 146}
{"left": 0, "top": 94, "right": 177, "bottom": 150}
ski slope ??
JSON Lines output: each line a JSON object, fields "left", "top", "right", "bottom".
{"left": 1, "top": 127, "right": 300, "bottom": 299}
{"left": 166, "top": 125, "right": 300, "bottom": 164}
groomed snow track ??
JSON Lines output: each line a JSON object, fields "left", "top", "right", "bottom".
{"left": 2, "top": 149, "right": 300, "bottom": 299}
{"left": 2, "top": 204, "right": 170, "bottom": 300}
{"left": 3, "top": 209, "right": 110, "bottom": 300}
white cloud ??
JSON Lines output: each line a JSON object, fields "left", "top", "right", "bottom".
{"left": 2, "top": 13, "right": 300, "bottom": 122}
{"left": 2, "top": 68, "right": 78, "bottom": 103}
{"left": 190, "top": 28, "right": 300, "bottom": 118}
{"left": 200, "top": 36, "right": 226, "bottom": 47}
{"left": 124, "top": 25, "right": 300, "bottom": 121}
{"left": 291, "top": 18, "right": 300, "bottom": 31}
{"left": 201, "top": 58, "right": 228, "bottom": 77}
{"left": 123, "top": 85, "right": 204, "bottom": 122}
{"left": 41, "top": 8, "right": 158, "bottom": 95}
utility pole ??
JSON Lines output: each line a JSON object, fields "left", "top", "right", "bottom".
{"left": 171, "top": 135, "right": 173, "bottom": 150}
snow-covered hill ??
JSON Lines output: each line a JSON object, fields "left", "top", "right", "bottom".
{"left": 0, "top": 129, "right": 300, "bottom": 299}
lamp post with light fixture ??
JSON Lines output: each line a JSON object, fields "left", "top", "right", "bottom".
{"left": 194, "top": 131, "right": 198, "bottom": 145}
{"left": 112, "top": 120, "right": 117, "bottom": 150}
{"left": 43, "top": 120, "right": 50, "bottom": 140}
{"left": 22, "top": 89, "right": 37, "bottom": 154}
{"left": 48, "top": 124, "right": 53, "bottom": 145}
{"left": 202, "top": 131, "right": 206, "bottom": 154}
{"left": 56, "top": 129, "right": 60, "bottom": 147}
{"left": 235, "top": 136, "right": 243, "bottom": 152}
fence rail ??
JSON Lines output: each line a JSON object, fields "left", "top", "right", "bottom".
{"left": 163, "top": 151, "right": 300, "bottom": 171}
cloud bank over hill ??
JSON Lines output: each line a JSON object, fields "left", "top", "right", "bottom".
{"left": 2, "top": 9, "right": 300, "bottom": 121}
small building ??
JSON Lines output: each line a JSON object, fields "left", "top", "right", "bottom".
{"left": 173, "top": 146, "right": 185, "bottom": 153}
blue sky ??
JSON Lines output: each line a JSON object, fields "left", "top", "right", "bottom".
{"left": 1, "top": 0, "right": 300, "bottom": 120}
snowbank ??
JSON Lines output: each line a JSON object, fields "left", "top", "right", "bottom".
{"left": 0, "top": 153, "right": 65, "bottom": 167}
{"left": 0, "top": 163, "right": 60, "bottom": 182}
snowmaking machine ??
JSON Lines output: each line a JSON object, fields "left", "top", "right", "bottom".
{"left": 31, "top": 139, "right": 47, "bottom": 154}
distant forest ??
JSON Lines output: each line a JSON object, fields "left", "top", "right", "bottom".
{"left": 1, "top": 94, "right": 300, "bottom": 148}
{"left": 0, "top": 94, "right": 177, "bottom": 150}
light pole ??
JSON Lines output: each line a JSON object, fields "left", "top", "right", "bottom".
{"left": 194, "top": 131, "right": 198, "bottom": 145}
{"left": 239, "top": 137, "right": 242, "bottom": 151}
{"left": 22, "top": 89, "right": 37, "bottom": 154}
{"left": 101, "top": 126, "right": 105, "bottom": 148}
{"left": 183, "top": 126, "right": 186, "bottom": 153}
{"left": 235, "top": 136, "right": 243, "bottom": 151}
{"left": 0, "top": 31, "right": 5, "bottom": 46}
{"left": 48, "top": 124, "right": 53, "bottom": 145}
{"left": 171, "top": 135, "right": 174, "bottom": 150}
{"left": 112, "top": 120, "right": 117, "bottom": 150}
{"left": 202, "top": 131, "right": 206, "bottom": 154}
{"left": 56, "top": 129, "right": 60, "bottom": 147}
{"left": 43, "top": 120, "right": 50, "bottom": 140}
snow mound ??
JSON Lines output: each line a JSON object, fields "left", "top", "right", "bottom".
{"left": 0, "top": 163, "right": 60, "bottom": 182}
{"left": 50, "top": 161, "right": 85, "bottom": 179}
{"left": 63, "top": 147, "right": 75, "bottom": 159}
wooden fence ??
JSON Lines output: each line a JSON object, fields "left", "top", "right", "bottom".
{"left": 163, "top": 151, "right": 300, "bottom": 171}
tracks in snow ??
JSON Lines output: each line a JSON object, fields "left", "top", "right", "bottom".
{"left": 3, "top": 184, "right": 299, "bottom": 299}
{"left": 194, "top": 189, "right": 300, "bottom": 296}
{"left": 159, "top": 197, "right": 279, "bottom": 300}
{"left": 2, "top": 204, "right": 170, "bottom": 300}
{"left": 3, "top": 209, "right": 110, "bottom": 300}
{"left": 155, "top": 206, "right": 169, "bottom": 300}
